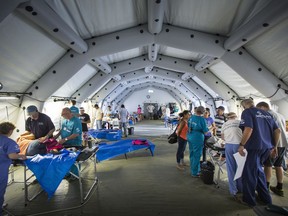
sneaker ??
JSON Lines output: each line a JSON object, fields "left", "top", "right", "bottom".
{"left": 176, "top": 164, "right": 185, "bottom": 171}
{"left": 270, "top": 186, "right": 284, "bottom": 197}
{"left": 191, "top": 174, "right": 200, "bottom": 178}
{"left": 2, "top": 203, "right": 8, "bottom": 208}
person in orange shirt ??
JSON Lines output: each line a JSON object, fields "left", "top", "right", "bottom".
{"left": 176, "top": 110, "right": 191, "bottom": 170}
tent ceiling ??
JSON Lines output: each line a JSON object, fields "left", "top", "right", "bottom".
{"left": 1, "top": 0, "right": 288, "bottom": 111}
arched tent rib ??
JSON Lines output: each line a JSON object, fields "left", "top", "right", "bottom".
{"left": 17, "top": 0, "right": 88, "bottom": 54}
{"left": 94, "top": 72, "right": 200, "bottom": 104}
{"left": 222, "top": 47, "right": 288, "bottom": 102}
{"left": 153, "top": 56, "right": 239, "bottom": 103}
{"left": 224, "top": 0, "right": 288, "bottom": 51}
{"left": 112, "top": 82, "right": 188, "bottom": 109}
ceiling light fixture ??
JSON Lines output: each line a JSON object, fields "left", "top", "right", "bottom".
{"left": 0, "top": 91, "right": 32, "bottom": 100}
{"left": 0, "top": 96, "right": 20, "bottom": 100}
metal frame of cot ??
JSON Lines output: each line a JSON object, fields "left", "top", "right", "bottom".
{"left": 205, "top": 137, "right": 226, "bottom": 187}
{"left": 9, "top": 145, "right": 99, "bottom": 206}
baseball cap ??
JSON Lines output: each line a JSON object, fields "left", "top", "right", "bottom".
{"left": 217, "top": 106, "right": 225, "bottom": 111}
{"left": 80, "top": 107, "right": 84, "bottom": 110}
{"left": 27, "top": 105, "right": 38, "bottom": 114}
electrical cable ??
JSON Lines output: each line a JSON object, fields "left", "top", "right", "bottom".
{"left": 266, "top": 86, "right": 281, "bottom": 99}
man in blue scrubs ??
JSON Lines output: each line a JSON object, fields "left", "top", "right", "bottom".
{"left": 238, "top": 99, "right": 280, "bottom": 207}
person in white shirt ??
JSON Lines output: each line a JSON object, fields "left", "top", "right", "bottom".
{"left": 164, "top": 105, "right": 170, "bottom": 127}
{"left": 94, "top": 104, "right": 103, "bottom": 130}
{"left": 147, "top": 104, "right": 155, "bottom": 120}
{"left": 221, "top": 112, "right": 243, "bottom": 199}
{"left": 118, "top": 104, "right": 129, "bottom": 137}
{"left": 103, "top": 105, "right": 113, "bottom": 129}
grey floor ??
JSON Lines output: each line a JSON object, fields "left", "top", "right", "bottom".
{"left": 3, "top": 120, "right": 288, "bottom": 216}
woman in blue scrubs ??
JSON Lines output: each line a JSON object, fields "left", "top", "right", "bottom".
{"left": 0, "top": 122, "right": 26, "bottom": 214}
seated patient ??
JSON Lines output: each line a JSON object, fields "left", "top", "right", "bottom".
{"left": 54, "top": 108, "right": 82, "bottom": 149}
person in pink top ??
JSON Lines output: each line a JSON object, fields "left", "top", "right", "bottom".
{"left": 176, "top": 110, "right": 191, "bottom": 170}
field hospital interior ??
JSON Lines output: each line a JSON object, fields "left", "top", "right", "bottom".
{"left": 1, "top": 0, "right": 288, "bottom": 215}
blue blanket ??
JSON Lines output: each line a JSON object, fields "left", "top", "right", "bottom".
{"left": 88, "top": 129, "right": 122, "bottom": 140}
{"left": 25, "top": 149, "right": 80, "bottom": 199}
{"left": 96, "top": 139, "right": 155, "bottom": 162}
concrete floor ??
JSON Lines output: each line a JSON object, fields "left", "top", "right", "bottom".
{"left": 3, "top": 120, "right": 288, "bottom": 216}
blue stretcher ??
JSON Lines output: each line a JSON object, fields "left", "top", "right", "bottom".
{"left": 21, "top": 146, "right": 98, "bottom": 204}
{"left": 96, "top": 139, "right": 155, "bottom": 162}
{"left": 88, "top": 129, "right": 122, "bottom": 141}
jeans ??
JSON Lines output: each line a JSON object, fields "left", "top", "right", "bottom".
{"left": 119, "top": 122, "right": 127, "bottom": 136}
{"left": 164, "top": 116, "right": 169, "bottom": 128}
{"left": 225, "top": 143, "right": 243, "bottom": 195}
{"left": 96, "top": 120, "right": 102, "bottom": 129}
{"left": 176, "top": 137, "right": 187, "bottom": 163}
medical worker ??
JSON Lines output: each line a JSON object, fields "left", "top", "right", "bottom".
{"left": 0, "top": 122, "right": 26, "bottom": 215}
{"left": 238, "top": 99, "right": 280, "bottom": 206}
{"left": 187, "top": 106, "right": 209, "bottom": 177}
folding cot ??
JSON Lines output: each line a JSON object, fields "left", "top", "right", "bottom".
{"left": 8, "top": 145, "right": 99, "bottom": 206}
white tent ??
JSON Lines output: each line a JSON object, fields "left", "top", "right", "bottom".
{"left": 1, "top": 0, "right": 288, "bottom": 137}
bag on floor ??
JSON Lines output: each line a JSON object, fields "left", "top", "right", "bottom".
{"left": 200, "top": 161, "right": 215, "bottom": 185}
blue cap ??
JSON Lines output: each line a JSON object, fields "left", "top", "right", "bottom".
{"left": 27, "top": 105, "right": 38, "bottom": 113}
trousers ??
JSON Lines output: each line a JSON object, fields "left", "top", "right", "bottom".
{"left": 242, "top": 149, "right": 271, "bottom": 206}
{"left": 225, "top": 143, "right": 243, "bottom": 195}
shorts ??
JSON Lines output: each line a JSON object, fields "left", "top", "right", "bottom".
{"left": 264, "top": 147, "right": 286, "bottom": 167}
{"left": 82, "top": 131, "right": 88, "bottom": 141}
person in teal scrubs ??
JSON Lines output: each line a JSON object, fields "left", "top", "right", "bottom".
{"left": 54, "top": 107, "right": 82, "bottom": 148}
{"left": 187, "top": 106, "right": 209, "bottom": 177}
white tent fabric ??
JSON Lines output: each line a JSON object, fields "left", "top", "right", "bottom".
{"left": 0, "top": 0, "right": 288, "bottom": 136}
